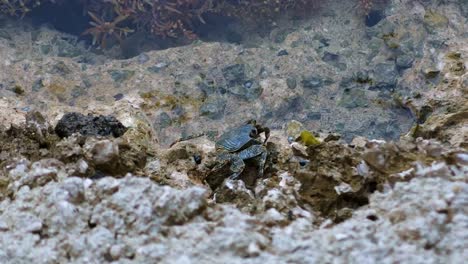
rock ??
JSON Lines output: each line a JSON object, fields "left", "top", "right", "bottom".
{"left": 222, "top": 64, "right": 246, "bottom": 88}
{"left": 55, "top": 112, "right": 127, "bottom": 138}
{"left": 277, "top": 49, "right": 289, "bottom": 56}
{"left": 371, "top": 61, "right": 398, "bottom": 89}
{"left": 85, "top": 139, "right": 119, "bottom": 166}
{"left": 322, "top": 51, "right": 340, "bottom": 65}
{"left": 199, "top": 97, "right": 226, "bottom": 119}
{"left": 286, "top": 77, "right": 297, "bottom": 89}
{"left": 301, "top": 76, "right": 324, "bottom": 90}
{"left": 422, "top": 67, "right": 440, "bottom": 79}
{"left": 295, "top": 141, "right": 368, "bottom": 221}
{"left": 7, "top": 158, "right": 63, "bottom": 194}
{"left": 365, "top": 10, "right": 385, "bottom": 27}
{"left": 228, "top": 80, "right": 263, "bottom": 101}
{"left": 284, "top": 120, "right": 304, "bottom": 139}
{"left": 396, "top": 52, "right": 415, "bottom": 70}
{"left": 338, "top": 88, "right": 369, "bottom": 109}
{"left": 424, "top": 10, "right": 449, "bottom": 33}
{"left": 155, "top": 112, "right": 172, "bottom": 129}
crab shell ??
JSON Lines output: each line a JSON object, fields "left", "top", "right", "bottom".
{"left": 215, "top": 124, "right": 260, "bottom": 152}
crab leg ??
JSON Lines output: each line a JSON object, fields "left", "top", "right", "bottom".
{"left": 237, "top": 145, "right": 268, "bottom": 178}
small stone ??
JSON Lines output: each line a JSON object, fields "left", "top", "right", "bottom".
{"left": 113, "top": 93, "right": 124, "bottom": 101}
{"left": 322, "top": 51, "right": 339, "bottom": 63}
{"left": 365, "top": 10, "right": 385, "bottom": 27}
{"left": 156, "top": 112, "right": 172, "bottom": 129}
{"left": 301, "top": 77, "right": 323, "bottom": 90}
{"left": 109, "top": 244, "right": 124, "bottom": 260}
{"left": 13, "top": 85, "right": 24, "bottom": 95}
{"left": 193, "top": 155, "right": 202, "bottom": 165}
{"left": 423, "top": 68, "right": 440, "bottom": 79}
{"left": 277, "top": 49, "right": 289, "bottom": 56}
{"left": 285, "top": 120, "right": 304, "bottom": 139}
{"left": 286, "top": 77, "right": 297, "bottom": 89}
{"left": 32, "top": 79, "right": 44, "bottom": 92}
{"left": 324, "top": 133, "right": 341, "bottom": 142}
{"left": 88, "top": 140, "right": 119, "bottom": 165}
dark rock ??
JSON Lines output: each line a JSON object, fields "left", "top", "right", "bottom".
{"left": 108, "top": 70, "right": 135, "bottom": 82}
{"left": 55, "top": 112, "right": 127, "bottom": 138}
{"left": 275, "top": 96, "right": 304, "bottom": 120}
{"left": 222, "top": 64, "right": 246, "bottom": 87}
{"left": 319, "top": 38, "right": 330, "bottom": 48}
{"left": 371, "top": 61, "right": 398, "bottom": 89}
{"left": 226, "top": 30, "right": 243, "bottom": 44}
{"left": 396, "top": 53, "right": 414, "bottom": 70}
{"left": 243, "top": 80, "right": 253, "bottom": 89}
{"left": 302, "top": 76, "right": 333, "bottom": 90}
{"left": 286, "top": 77, "right": 297, "bottom": 89}
{"left": 365, "top": 10, "right": 385, "bottom": 27}
{"left": 157, "top": 112, "right": 172, "bottom": 129}
{"left": 277, "top": 50, "right": 289, "bottom": 56}
{"left": 193, "top": 155, "right": 202, "bottom": 165}
{"left": 113, "top": 93, "right": 124, "bottom": 101}
{"left": 307, "top": 112, "right": 321, "bottom": 120}
{"left": 32, "top": 79, "right": 44, "bottom": 92}
{"left": 199, "top": 97, "right": 226, "bottom": 120}
{"left": 197, "top": 78, "right": 217, "bottom": 97}
{"left": 338, "top": 89, "right": 369, "bottom": 109}
{"left": 365, "top": 19, "right": 396, "bottom": 39}
{"left": 302, "top": 77, "right": 322, "bottom": 89}
{"left": 228, "top": 80, "right": 262, "bottom": 101}
{"left": 355, "top": 71, "right": 372, "bottom": 84}
{"left": 423, "top": 68, "right": 440, "bottom": 79}
{"left": 322, "top": 52, "right": 339, "bottom": 63}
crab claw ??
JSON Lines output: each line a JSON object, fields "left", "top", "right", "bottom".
{"left": 262, "top": 127, "right": 270, "bottom": 144}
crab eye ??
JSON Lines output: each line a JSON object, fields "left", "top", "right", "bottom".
{"left": 250, "top": 128, "right": 258, "bottom": 137}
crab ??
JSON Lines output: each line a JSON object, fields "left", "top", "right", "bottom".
{"left": 211, "top": 120, "right": 270, "bottom": 180}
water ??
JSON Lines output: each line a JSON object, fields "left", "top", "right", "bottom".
{"left": 9, "top": 0, "right": 466, "bottom": 145}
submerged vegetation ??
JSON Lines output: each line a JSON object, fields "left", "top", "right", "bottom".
{"left": 0, "top": 0, "right": 380, "bottom": 47}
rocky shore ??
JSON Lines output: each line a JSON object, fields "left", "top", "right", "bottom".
{"left": 0, "top": 0, "right": 466, "bottom": 263}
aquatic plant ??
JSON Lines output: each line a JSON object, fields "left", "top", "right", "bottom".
{"left": 0, "top": 0, "right": 382, "bottom": 46}
{"left": 82, "top": 11, "right": 133, "bottom": 47}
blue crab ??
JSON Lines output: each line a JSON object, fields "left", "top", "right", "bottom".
{"left": 211, "top": 120, "right": 270, "bottom": 180}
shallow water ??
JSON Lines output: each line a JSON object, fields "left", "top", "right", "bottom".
{"left": 1, "top": 0, "right": 466, "bottom": 145}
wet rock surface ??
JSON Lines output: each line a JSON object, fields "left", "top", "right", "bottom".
{"left": 0, "top": 0, "right": 467, "bottom": 262}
